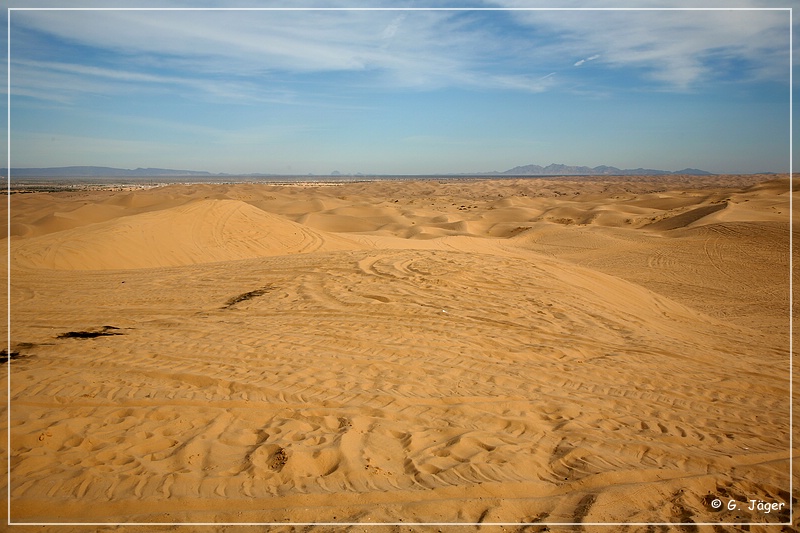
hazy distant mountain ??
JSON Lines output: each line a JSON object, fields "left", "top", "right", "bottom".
{"left": 499, "top": 163, "right": 713, "bottom": 176}
{"left": 672, "top": 168, "right": 714, "bottom": 176}
{"left": 4, "top": 166, "right": 217, "bottom": 177}
{"left": 3, "top": 164, "right": 715, "bottom": 178}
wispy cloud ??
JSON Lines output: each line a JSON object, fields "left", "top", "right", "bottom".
{"left": 10, "top": 9, "right": 569, "bottom": 100}
{"left": 485, "top": 0, "right": 790, "bottom": 90}
{"left": 381, "top": 14, "right": 407, "bottom": 40}
{"left": 11, "top": 57, "right": 301, "bottom": 106}
{"left": 5, "top": 3, "right": 796, "bottom": 101}
{"left": 574, "top": 54, "right": 600, "bottom": 67}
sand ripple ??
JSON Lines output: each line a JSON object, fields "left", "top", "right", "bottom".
{"left": 5, "top": 175, "right": 795, "bottom": 526}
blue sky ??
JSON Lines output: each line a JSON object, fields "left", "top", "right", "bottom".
{"left": 3, "top": 1, "right": 796, "bottom": 175}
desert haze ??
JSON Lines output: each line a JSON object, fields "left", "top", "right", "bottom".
{"left": 2, "top": 174, "right": 796, "bottom": 529}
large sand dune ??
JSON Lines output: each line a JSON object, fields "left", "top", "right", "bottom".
{"left": 13, "top": 198, "right": 362, "bottom": 270}
{"left": 3, "top": 175, "right": 796, "bottom": 529}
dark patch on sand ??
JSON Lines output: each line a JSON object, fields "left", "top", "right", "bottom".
{"left": 57, "top": 325, "right": 124, "bottom": 339}
{"left": 269, "top": 447, "right": 288, "bottom": 472}
{"left": 222, "top": 285, "right": 274, "bottom": 309}
{"left": 1, "top": 350, "right": 22, "bottom": 363}
{"left": 573, "top": 493, "right": 596, "bottom": 523}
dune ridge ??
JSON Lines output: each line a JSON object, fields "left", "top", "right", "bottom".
{"left": 4, "top": 174, "right": 796, "bottom": 527}
{"left": 12, "top": 198, "right": 362, "bottom": 270}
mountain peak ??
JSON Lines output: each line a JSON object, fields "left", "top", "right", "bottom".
{"left": 500, "top": 163, "right": 712, "bottom": 176}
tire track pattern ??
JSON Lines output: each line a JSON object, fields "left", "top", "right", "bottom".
{"left": 8, "top": 248, "right": 792, "bottom": 524}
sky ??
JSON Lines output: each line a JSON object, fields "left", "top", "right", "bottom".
{"left": 2, "top": 1, "right": 797, "bottom": 175}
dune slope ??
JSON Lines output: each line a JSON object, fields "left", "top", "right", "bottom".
{"left": 12, "top": 198, "right": 362, "bottom": 270}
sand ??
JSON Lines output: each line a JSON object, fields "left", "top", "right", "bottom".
{"left": 2, "top": 174, "right": 797, "bottom": 531}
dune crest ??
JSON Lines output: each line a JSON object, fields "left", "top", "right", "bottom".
{"left": 12, "top": 198, "right": 362, "bottom": 270}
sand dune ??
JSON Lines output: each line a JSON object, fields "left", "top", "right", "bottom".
{"left": 5, "top": 174, "right": 796, "bottom": 527}
{"left": 13, "top": 198, "right": 362, "bottom": 270}
{"left": 640, "top": 202, "right": 728, "bottom": 231}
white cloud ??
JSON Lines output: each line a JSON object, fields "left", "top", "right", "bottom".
{"left": 574, "top": 55, "right": 599, "bottom": 67}
{"left": 8, "top": 4, "right": 792, "bottom": 102}
{"left": 485, "top": 1, "right": 791, "bottom": 89}
{"left": 10, "top": 9, "right": 563, "bottom": 97}
{"left": 12, "top": 10, "right": 433, "bottom": 74}
{"left": 11, "top": 57, "right": 297, "bottom": 106}
{"left": 381, "top": 14, "right": 407, "bottom": 40}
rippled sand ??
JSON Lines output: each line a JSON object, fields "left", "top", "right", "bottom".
{"left": 3, "top": 175, "right": 796, "bottom": 530}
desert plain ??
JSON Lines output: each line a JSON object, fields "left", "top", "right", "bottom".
{"left": 1, "top": 174, "right": 797, "bottom": 531}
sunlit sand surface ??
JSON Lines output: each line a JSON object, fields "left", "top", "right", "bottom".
{"left": 3, "top": 175, "right": 796, "bottom": 529}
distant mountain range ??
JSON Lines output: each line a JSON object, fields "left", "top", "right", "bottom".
{"left": 3, "top": 164, "right": 714, "bottom": 177}
{"left": 494, "top": 163, "right": 713, "bottom": 176}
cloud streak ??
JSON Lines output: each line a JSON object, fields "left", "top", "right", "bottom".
{"left": 11, "top": 59, "right": 300, "bottom": 108}
{"left": 574, "top": 54, "right": 600, "bottom": 67}
{"left": 9, "top": 6, "right": 790, "bottom": 106}
{"left": 489, "top": 2, "right": 790, "bottom": 90}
